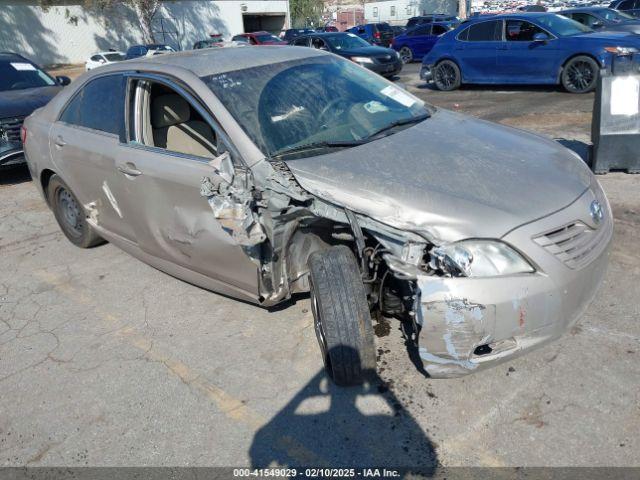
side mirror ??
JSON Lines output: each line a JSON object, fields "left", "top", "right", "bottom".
{"left": 99, "top": 58, "right": 107, "bottom": 64}
{"left": 56, "top": 76, "right": 71, "bottom": 86}
{"left": 533, "top": 32, "right": 549, "bottom": 42}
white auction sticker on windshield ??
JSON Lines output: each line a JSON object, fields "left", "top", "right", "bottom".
{"left": 611, "top": 76, "right": 639, "bottom": 116}
{"left": 10, "top": 62, "right": 36, "bottom": 71}
{"left": 380, "top": 85, "right": 416, "bottom": 107}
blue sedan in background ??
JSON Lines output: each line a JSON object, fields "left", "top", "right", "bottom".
{"left": 421, "top": 13, "right": 640, "bottom": 93}
{"left": 391, "top": 22, "right": 456, "bottom": 63}
{"left": 560, "top": 7, "right": 640, "bottom": 34}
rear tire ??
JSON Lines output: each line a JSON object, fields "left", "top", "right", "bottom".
{"left": 308, "top": 245, "right": 376, "bottom": 386}
{"left": 561, "top": 55, "right": 598, "bottom": 93}
{"left": 433, "top": 59, "right": 461, "bottom": 91}
{"left": 47, "top": 174, "right": 104, "bottom": 248}
{"left": 399, "top": 46, "right": 413, "bottom": 64}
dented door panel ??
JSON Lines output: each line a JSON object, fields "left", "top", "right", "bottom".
{"left": 112, "top": 145, "right": 260, "bottom": 295}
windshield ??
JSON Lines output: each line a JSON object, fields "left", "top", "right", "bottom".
{"left": 104, "top": 52, "right": 125, "bottom": 61}
{"left": 0, "top": 60, "right": 56, "bottom": 92}
{"left": 202, "top": 56, "right": 428, "bottom": 159}
{"left": 597, "top": 8, "right": 635, "bottom": 21}
{"left": 536, "top": 14, "right": 593, "bottom": 35}
{"left": 256, "top": 34, "right": 283, "bottom": 42}
{"left": 325, "top": 33, "right": 371, "bottom": 50}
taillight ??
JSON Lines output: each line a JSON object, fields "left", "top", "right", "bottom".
{"left": 20, "top": 125, "right": 27, "bottom": 145}
{"left": 374, "top": 31, "right": 381, "bottom": 39}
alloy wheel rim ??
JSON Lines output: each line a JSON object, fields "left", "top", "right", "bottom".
{"left": 436, "top": 63, "right": 456, "bottom": 88}
{"left": 567, "top": 61, "right": 594, "bottom": 92}
{"left": 58, "top": 188, "right": 82, "bottom": 236}
{"left": 400, "top": 47, "right": 412, "bottom": 63}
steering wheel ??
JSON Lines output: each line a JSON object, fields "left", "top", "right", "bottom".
{"left": 317, "top": 97, "right": 352, "bottom": 129}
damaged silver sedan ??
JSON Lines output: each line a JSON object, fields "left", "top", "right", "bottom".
{"left": 23, "top": 46, "right": 612, "bottom": 385}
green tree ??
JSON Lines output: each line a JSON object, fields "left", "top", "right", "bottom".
{"left": 290, "top": 0, "right": 324, "bottom": 28}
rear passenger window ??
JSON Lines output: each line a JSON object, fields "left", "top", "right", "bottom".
{"left": 59, "top": 75, "right": 125, "bottom": 136}
{"left": 466, "top": 20, "right": 501, "bottom": 41}
{"left": 432, "top": 25, "right": 448, "bottom": 35}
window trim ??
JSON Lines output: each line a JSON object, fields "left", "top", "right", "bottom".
{"left": 56, "top": 72, "right": 126, "bottom": 139}
{"left": 121, "top": 72, "right": 243, "bottom": 166}
{"left": 504, "top": 19, "right": 557, "bottom": 42}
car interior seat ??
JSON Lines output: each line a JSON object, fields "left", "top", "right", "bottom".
{"left": 151, "top": 93, "right": 217, "bottom": 158}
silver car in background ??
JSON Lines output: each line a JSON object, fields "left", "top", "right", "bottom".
{"left": 22, "top": 46, "right": 612, "bottom": 385}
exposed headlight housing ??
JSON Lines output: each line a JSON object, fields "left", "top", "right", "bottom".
{"left": 351, "top": 56, "right": 374, "bottom": 64}
{"left": 429, "top": 240, "right": 534, "bottom": 277}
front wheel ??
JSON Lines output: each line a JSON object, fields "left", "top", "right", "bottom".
{"left": 399, "top": 46, "right": 413, "bottom": 64}
{"left": 561, "top": 56, "right": 599, "bottom": 94}
{"left": 433, "top": 59, "right": 461, "bottom": 91}
{"left": 308, "top": 245, "right": 376, "bottom": 386}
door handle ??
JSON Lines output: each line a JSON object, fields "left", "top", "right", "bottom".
{"left": 117, "top": 162, "right": 142, "bottom": 177}
{"left": 54, "top": 136, "right": 66, "bottom": 147}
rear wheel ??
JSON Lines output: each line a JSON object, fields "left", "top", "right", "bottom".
{"left": 562, "top": 56, "right": 598, "bottom": 93}
{"left": 399, "top": 46, "right": 413, "bottom": 64}
{"left": 47, "top": 174, "right": 104, "bottom": 248}
{"left": 433, "top": 59, "right": 461, "bottom": 91}
{"left": 308, "top": 245, "right": 376, "bottom": 386}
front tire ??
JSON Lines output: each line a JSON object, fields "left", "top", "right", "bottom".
{"left": 399, "top": 46, "right": 413, "bottom": 64}
{"left": 47, "top": 174, "right": 104, "bottom": 248}
{"left": 308, "top": 245, "right": 376, "bottom": 386}
{"left": 433, "top": 59, "right": 461, "bottom": 91}
{"left": 562, "top": 55, "right": 598, "bottom": 93}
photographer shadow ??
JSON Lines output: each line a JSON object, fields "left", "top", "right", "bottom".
{"left": 249, "top": 346, "right": 438, "bottom": 475}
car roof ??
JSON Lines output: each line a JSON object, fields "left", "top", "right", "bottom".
{"left": 247, "top": 31, "right": 271, "bottom": 35}
{"left": 130, "top": 45, "right": 326, "bottom": 76}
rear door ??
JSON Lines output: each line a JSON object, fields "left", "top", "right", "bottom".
{"left": 111, "top": 75, "right": 259, "bottom": 296}
{"left": 496, "top": 20, "right": 559, "bottom": 83}
{"left": 407, "top": 25, "right": 433, "bottom": 58}
{"left": 455, "top": 20, "right": 502, "bottom": 82}
{"left": 49, "top": 73, "right": 136, "bottom": 242}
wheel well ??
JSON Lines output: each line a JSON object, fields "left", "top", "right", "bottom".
{"left": 40, "top": 169, "right": 56, "bottom": 204}
{"left": 558, "top": 54, "right": 600, "bottom": 83}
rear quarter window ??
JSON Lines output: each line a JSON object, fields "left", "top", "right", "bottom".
{"left": 59, "top": 74, "right": 125, "bottom": 136}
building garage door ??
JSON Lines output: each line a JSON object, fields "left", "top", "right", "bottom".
{"left": 242, "top": 13, "right": 287, "bottom": 34}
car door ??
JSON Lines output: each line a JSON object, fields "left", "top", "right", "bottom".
{"left": 455, "top": 20, "right": 502, "bottom": 82}
{"left": 49, "top": 73, "right": 136, "bottom": 243}
{"left": 496, "top": 20, "right": 559, "bottom": 83}
{"left": 111, "top": 75, "right": 259, "bottom": 297}
{"left": 408, "top": 25, "right": 433, "bottom": 57}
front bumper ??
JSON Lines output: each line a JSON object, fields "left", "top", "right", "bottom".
{"left": 0, "top": 145, "right": 25, "bottom": 167}
{"left": 416, "top": 186, "right": 613, "bottom": 378}
{"left": 363, "top": 59, "right": 403, "bottom": 77}
{"left": 420, "top": 64, "right": 432, "bottom": 82}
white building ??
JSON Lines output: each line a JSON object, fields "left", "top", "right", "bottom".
{"left": 364, "top": 0, "right": 458, "bottom": 25}
{"left": 0, "top": 0, "right": 290, "bottom": 66}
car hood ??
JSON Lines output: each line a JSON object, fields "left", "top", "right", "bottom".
{"left": 336, "top": 46, "right": 396, "bottom": 57}
{"left": 573, "top": 30, "right": 640, "bottom": 43}
{"left": 601, "top": 24, "right": 640, "bottom": 34}
{"left": 284, "top": 109, "right": 592, "bottom": 243}
{"left": 0, "top": 86, "right": 61, "bottom": 118}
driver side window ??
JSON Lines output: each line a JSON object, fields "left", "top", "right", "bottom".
{"left": 312, "top": 38, "right": 328, "bottom": 49}
{"left": 129, "top": 79, "right": 219, "bottom": 159}
{"left": 506, "top": 20, "right": 546, "bottom": 41}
